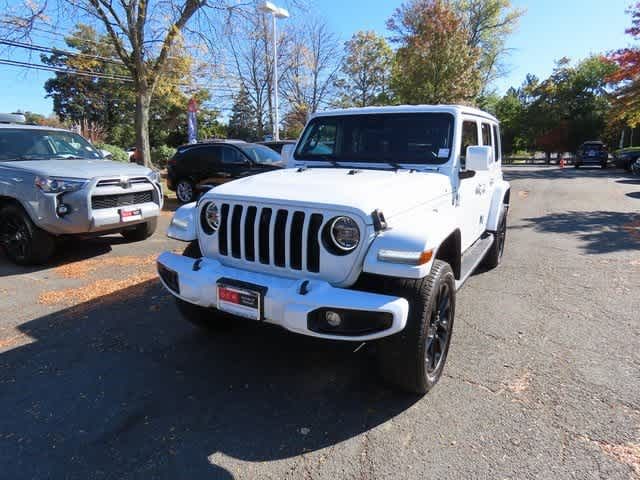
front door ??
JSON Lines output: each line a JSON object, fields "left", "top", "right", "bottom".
{"left": 456, "top": 118, "right": 485, "bottom": 251}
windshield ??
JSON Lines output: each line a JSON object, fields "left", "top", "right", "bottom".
{"left": 0, "top": 128, "right": 103, "bottom": 161}
{"left": 294, "top": 113, "right": 454, "bottom": 165}
{"left": 239, "top": 144, "right": 282, "bottom": 164}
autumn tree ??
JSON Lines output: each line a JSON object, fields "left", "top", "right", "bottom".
{"left": 40, "top": 23, "right": 216, "bottom": 149}
{"left": 281, "top": 18, "right": 342, "bottom": 122}
{"left": 453, "top": 0, "right": 524, "bottom": 97}
{"left": 335, "top": 31, "right": 393, "bottom": 107}
{"left": 387, "top": 0, "right": 481, "bottom": 105}
{"left": 607, "top": 3, "right": 640, "bottom": 132}
{"left": 2, "top": 0, "right": 236, "bottom": 167}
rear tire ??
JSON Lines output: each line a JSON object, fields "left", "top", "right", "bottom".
{"left": 121, "top": 218, "right": 157, "bottom": 242}
{"left": 176, "top": 240, "right": 233, "bottom": 331}
{"left": 0, "top": 204, "right": 56, "bottom": 265}
{"left": 376, "top": 261, "right": 456, "bottom": 395}
{"left": 483, "top": 208, "right": 508, "bottom": 270}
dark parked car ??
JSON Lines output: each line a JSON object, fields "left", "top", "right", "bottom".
{"left": 256, "top": 140, "right": 296, "bottom": 153}
{"left": 575, "top": 141, "right": 608, "bottom": 169}
{"left": 167, "top": 140, "right": 284, "bottom": 203}
{"left": 614, "top": 148, "right": 640, "bottom": 171}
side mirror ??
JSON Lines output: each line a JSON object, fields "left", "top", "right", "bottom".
{"left": 281, "top": 144, "right": 296, "bottom": 167}
{"left": 465, "top": 146, "right": 492, "bottom": 171}
{"left": 101, "top": 149, "right": 113, "bottom": 160}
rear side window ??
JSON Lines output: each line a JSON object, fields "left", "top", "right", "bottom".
{"left": 179, "top": 145, "right": 220, "bottom": 167}
{"left": 221, "top": 146, "right": 245, "bottom": 164}
{"left": 492, "top": 124, "right": 501, "bottom": 163}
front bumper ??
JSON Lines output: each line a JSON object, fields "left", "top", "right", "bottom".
{"left": 157, "top": 252, "right": 409, "bottom": 341}
{"left": 30, "top": 180, "right": 163, "bottom": 235}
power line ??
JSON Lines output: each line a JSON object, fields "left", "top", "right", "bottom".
{"left": 0, "top": 58, "right": 134, "bottom": 82}
{"left": 0, "top": 38, "right": 127, "bottom": 67}
{"left": 0, "top": 57, "right": 242, "bottom": 94}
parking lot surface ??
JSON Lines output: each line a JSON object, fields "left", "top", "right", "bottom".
{"left": 1, "top": 167, "right": 639, "bottom": 479}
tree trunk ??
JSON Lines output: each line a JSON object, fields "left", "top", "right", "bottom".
{"left": 135, "top": 91, "right": 152, "bottom": 167}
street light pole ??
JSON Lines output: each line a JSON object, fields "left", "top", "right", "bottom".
{"left": 260, "top": 1, "right": 289, "bottom": 142}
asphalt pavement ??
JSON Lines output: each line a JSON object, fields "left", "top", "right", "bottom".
{"left": 0, "top": 166, "right": 639, "bottom": 479}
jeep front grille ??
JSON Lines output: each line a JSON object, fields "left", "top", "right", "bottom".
{"left": 218, "top": 203, "right": 323, "bottom": 273}
{"left": 91, "top": 191, "right": 154, "bottom": 210}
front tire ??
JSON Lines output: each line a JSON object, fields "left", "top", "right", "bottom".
{"left": 176, "top": 179, "right": 196, "bottom": 203}
{"left": 175, "top": 241, "right": 233, "bottom": 331}
{"left": 121, "top": 218, "right": 157, "bottom": 242}
{"left": 376, "top": 260, "right": 456, "bottom": 395}
{"left": 0, "top": 204, "right": 56, "bottom": 265}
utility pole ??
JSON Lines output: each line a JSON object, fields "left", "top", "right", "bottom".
{"left": 259, "top": 2, "right": 289, "bottom": 141}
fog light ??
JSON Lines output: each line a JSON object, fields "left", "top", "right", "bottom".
{"left": 325, "top": 311, "right": 342, "bottom": 327}
{"left": 57, "top": 203, "right": 70, "bottom": 216}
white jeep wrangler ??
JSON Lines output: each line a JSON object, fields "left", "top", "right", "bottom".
{"left": 157, "top": 105, "right": 510, "bottom": 394}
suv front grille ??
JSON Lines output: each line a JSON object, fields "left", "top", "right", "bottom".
{"left": 96, "top": 177, "right": 149, "bottom": 187}
{"left": 217, "top": 203, "right": 323, "bottom": 273}
{"left": 91, "top": 191, "right": 154, "bottom": 210}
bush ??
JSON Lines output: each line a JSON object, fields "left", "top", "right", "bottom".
{"left": 95, "top": 143, "right": 129, "bottom": 163}
{"left": 151, "top": 144, "right": 175, "bottom": 169}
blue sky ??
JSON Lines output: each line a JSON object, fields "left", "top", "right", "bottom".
{"left": 0, "top": 0, "right": 633, "bottom": 115}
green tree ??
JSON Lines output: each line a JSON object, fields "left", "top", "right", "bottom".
{"left": 496, "top": 57, "right": 616, "bottom": 158}
{"left": 228, "top": 86, "right": 259, "bottom": 140}
{"left": 335, "top": 31, "right": 393, "bottom": 107}
{"left": 387, "top": 0, "right": 481, "bottom": 105}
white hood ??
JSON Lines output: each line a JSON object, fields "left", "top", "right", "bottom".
{"left": 209, "top": 168, "right": 453, "bottom": 221}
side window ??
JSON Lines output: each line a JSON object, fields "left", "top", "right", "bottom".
{"left": 221, "top": 146, "right": 245, "bottom": 164}
{"left": 481, "top": 123, "right": 492, "bottom": 147}
{"left": 460, "top": 120, "right": 479, "bottom": 168}
{"left": 492, "top": 124, "right": 501, "bottom": 163}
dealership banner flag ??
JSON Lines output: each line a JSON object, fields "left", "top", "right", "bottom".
{"left": 187, "top": 98, "right": 198, "bottom": 144}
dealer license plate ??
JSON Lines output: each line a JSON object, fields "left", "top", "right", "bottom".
{"left": 119, "top": 208, "right": 142, "bottom": 222}
{"left": 217, "top": 280, "right": 264, "bottom": 320}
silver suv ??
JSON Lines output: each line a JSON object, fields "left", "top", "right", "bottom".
{"left": 0, "top": 115, "right": 163, "bottom": 265}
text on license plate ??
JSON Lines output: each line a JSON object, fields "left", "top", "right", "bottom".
{"left": 217, "top": 284, "right": 262, "bottom": 320}
{"left": 120, "top": 208, "right": 142, "bottom": 222}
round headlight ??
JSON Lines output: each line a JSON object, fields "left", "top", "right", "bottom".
{"left": 329, "top": 216, "right": 360, "bottom": 252}
{"left": 201, "top": 202, "right": 220, "bottom": 234}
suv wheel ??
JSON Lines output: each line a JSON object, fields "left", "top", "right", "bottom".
{"left": 121, "top": 218, "right": 157, "bottom": 242}
{"left": 376, "top": 260, "right": 456, "bottom": 394}
{"left": 0, "top": 204, "right": 56, "bottom": 265}
{"left": 176, "top": 179, "right": 196, "bottom": 203}
{"left": 483, "top": 208, "right": 508, "bottom": 269}
{"left": 175, "top": 241, "right": 234, "bottom": 331}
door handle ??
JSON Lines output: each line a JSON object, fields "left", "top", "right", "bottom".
{"left": 475, "top": 184, "right": 486, "bottom": 195}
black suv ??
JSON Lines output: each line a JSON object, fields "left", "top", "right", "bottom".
{"left": 575, "top": 141, "right": 608, "bottom": 169}
{"left": 167, "top": 141, "right": 284, "bottom": 203}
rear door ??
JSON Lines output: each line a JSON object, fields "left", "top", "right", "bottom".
{"left": 219, "top": 146, "right": 253, "bottom": 182}
{"left": 197, "top": 145, "right": 224, "bottom": 186}
{"left": 477, "top": 122, "right": 496, "bottom": 232}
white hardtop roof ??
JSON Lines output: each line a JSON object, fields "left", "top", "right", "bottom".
{"left": 312, "top": 104, "right": 499, "bottom": 123}
{"left": 0, "top": 123, "right": 70, "bottom": 132}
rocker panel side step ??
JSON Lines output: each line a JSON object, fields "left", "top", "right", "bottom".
{"left": 455, "top": 233, "right": 494, "bottom": 291}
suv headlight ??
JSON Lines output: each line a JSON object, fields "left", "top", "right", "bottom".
{"left": 325, "top": 216, "right": 360, "bottom": 253}
{"left": 148, "top": 170, "right": 161, "bottom": 183}
{"left": 200, "top": 202, "right": 220, "bottom": 234}
{"left": 35, "top": 176, "right": 87, "bottom": 193}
